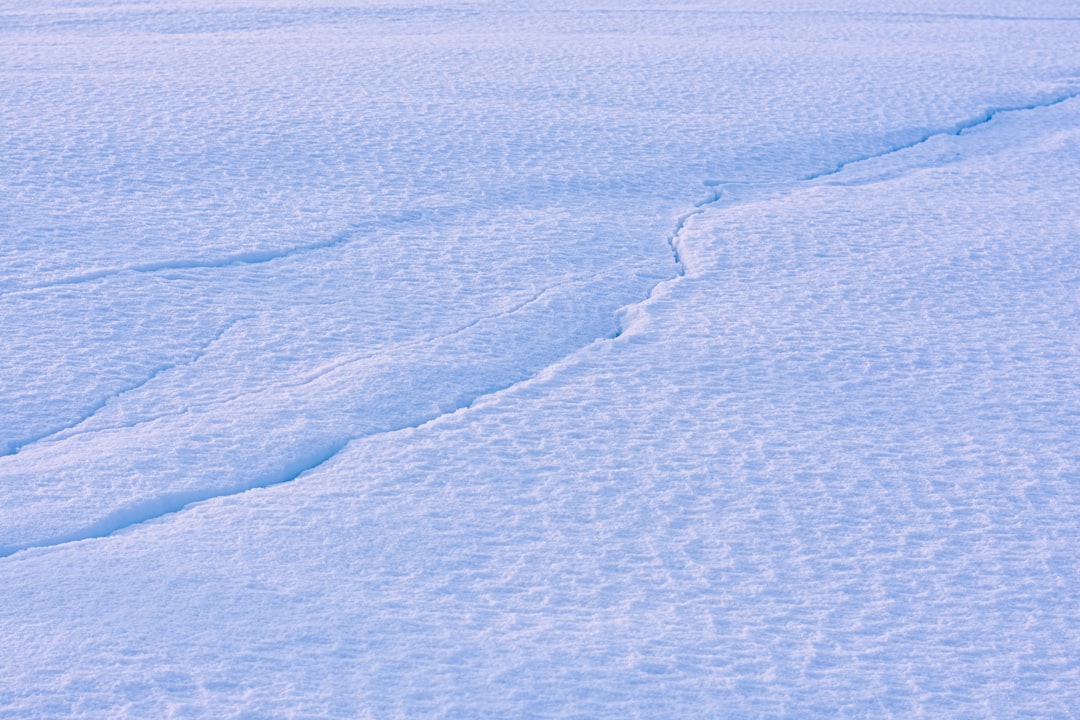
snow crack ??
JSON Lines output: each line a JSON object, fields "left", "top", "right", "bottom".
{"left": 0, "top": 211, "right": 422, "bottom": 298}
{"left": 662, "top": 91, "right": 1080, "bottom": 279}
{"left": 1, "top": 318, "right": 243, "bottom": 458}
{"left": 26, "top": 278, "right": 593, "bottom": 446}
{"left": 804, "top": 91, "right": 1080, "bottom": 182}
{"left": 0, "top": 337, "right": 600, "bottom": 559}
{"left": 0, "top": 442, "right": 347, "bottom": 559}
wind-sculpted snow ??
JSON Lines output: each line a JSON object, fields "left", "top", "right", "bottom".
{"left": 8, "top": 92, "right": 1075, "bottom": 557}
{"left": 8, "top": 0, "right": 1074, "bottom": 555}
{"left": 2, "top": 1, "right": 1080, "bottom": 718}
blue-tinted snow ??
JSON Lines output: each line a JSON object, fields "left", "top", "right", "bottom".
{"left": 2, "top": 1, "right": 1079, "bottom": 717}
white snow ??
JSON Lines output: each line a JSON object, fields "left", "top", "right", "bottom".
{"left": 2, "top": 1, "right": 1079, "bottom": 717}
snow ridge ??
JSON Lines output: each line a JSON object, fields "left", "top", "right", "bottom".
{"left": 3, "top": 91, "right": 1075, "bottom": 560}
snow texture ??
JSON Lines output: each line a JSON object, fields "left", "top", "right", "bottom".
{"left": 2, "top": 1, "right": 1079, "bottom": 717}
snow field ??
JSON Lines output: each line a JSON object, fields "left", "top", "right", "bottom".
{"left": 2, "top": 2, "right": 1080, "bottom": 717}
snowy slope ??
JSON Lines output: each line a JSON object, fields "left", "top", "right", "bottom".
{"left": 2, "top": 1, "right": 1079, "bottom": 717}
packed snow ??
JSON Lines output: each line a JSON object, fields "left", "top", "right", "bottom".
{"left": 2, "top": 1, "right": 1079, "bottom": 717}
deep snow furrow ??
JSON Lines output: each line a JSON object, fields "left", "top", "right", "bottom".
{"left": 3, "top": 91, "right": 1073, "bottom": 560}
{"left": 0, "top": 281, "right": 614, "bottom": 558}
{"left": 0, "top": 212, "right": 422, "bottom": 298}
{"left": 0, "top": 319, "right": 243, "bottom": 458}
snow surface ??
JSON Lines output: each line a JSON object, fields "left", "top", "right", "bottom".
{"left": 2, "top": 1, "right": 1079, "bottom": 717}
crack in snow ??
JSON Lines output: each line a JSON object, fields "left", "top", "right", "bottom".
{"left": 804, "top": 92, "right": 1080, "bottom": 182}
{"left": 0, "top": 212, "right": 423, "bottom": 299}
{"left": 288, "top": 275, "right": 596, "bottom": 391}
{"left": 0, "top": 339, "right": 610, "bottom": 559}
{"left": 0, "top": 318, "right": 244, "bottom": 458}
{"left": 665, "top": 92, "right": 1080, "bottom": 278}
{"left": 861, "top": 12, "right": 1080, "bottom": 22}
{"left": 19, "top": 277, "right": 597, "bottom": 448}
{"left": 4, "top": 91, "right": 1075, "bottom": 560}
{"left": 0, "top": 442, "right": 348, "bottom": 559}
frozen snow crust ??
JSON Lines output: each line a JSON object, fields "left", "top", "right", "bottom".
{"left": 2, "top": 1, "right": 1080, "bottom": 717}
